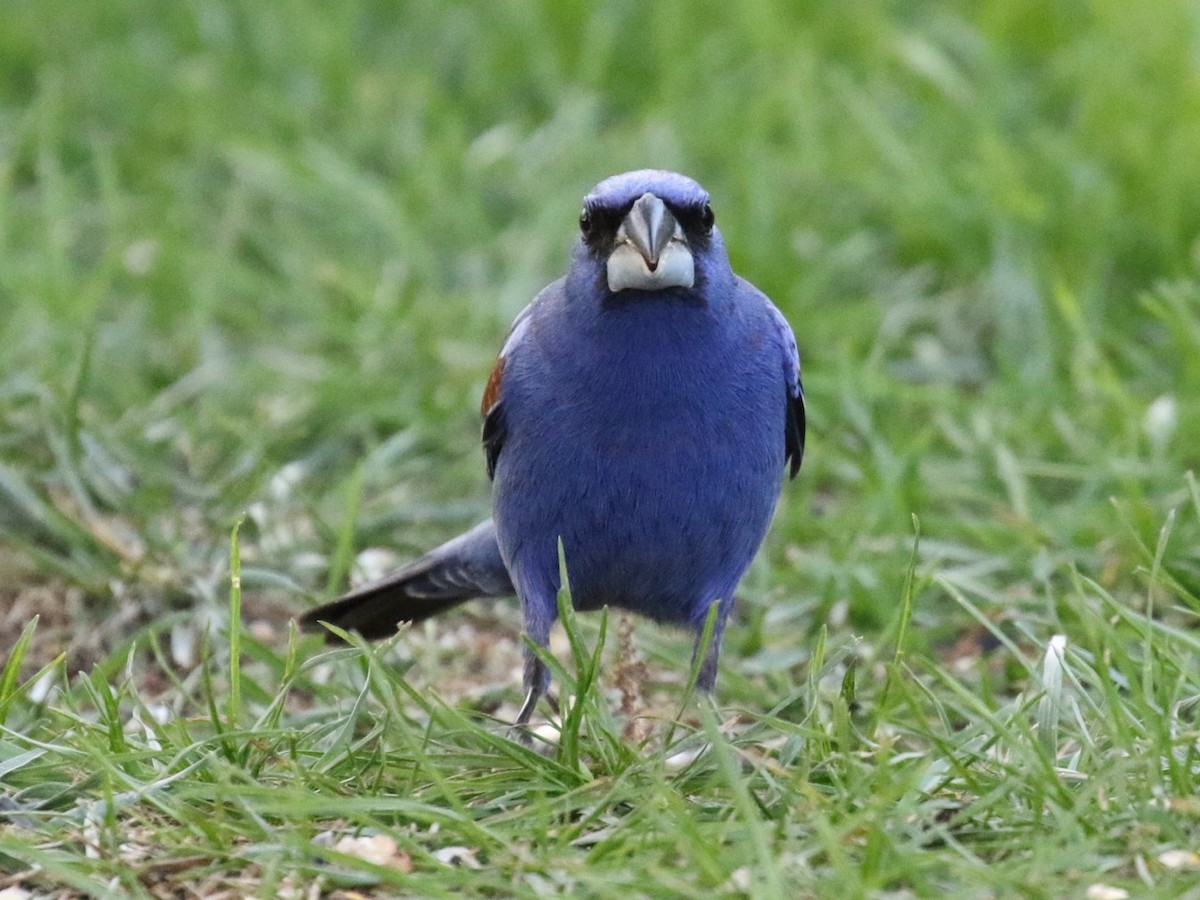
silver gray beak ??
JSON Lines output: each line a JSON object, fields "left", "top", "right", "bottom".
{"left": 605, "top": 192, "right": 694, "bottom": 292}
{"left": 623, "top": 193, "right": 675, "bottom": 271}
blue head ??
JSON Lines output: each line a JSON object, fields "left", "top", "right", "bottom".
{"left": 573, "top": 170, "right": 731, "bottom": 298}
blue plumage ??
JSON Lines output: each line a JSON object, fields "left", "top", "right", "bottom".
{"left": 301, "top": 170, "right": 804, "bottom": 723}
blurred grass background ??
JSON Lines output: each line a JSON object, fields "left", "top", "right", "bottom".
{"left": 4, "top": 0, "right": 1199, "bottom": 646}
{"left": 3, "top": 0, "right": 1200, "bottom": 895}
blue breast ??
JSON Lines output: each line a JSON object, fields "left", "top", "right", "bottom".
{"left": 492, "top": 279, "right": 785, "bottom": 627}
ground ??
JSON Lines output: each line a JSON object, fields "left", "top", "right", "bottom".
{"left": 4, "top": 1, "right": 1200, "bottom": 897}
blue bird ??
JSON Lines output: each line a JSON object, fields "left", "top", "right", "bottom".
{"left": 300, "top": 170, "right": 805, "bottom": 724}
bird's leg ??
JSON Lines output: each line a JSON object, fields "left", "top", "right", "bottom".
{"left": 515, "top": 684, "right": 541, "bottom": 727}
{"left": 510, "top": 641, "right": 551, "bottom": 748}
{"left": 515, "top": 648, "right": 550, "bottom": 726}
{"left": 694, "top": 639, "right": 720, "bottom": 693}
{"left": 691, "top": 600, "right": 729, "bottom": 693}
{"left": 514, "top": 594, "right": 555, "bottom": 728}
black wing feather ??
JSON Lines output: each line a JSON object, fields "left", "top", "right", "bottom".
{"left": 785, "top": 386, "right": 805, "bottom": 479}
{"left": 482, "top": 402, "right": 506, "bottom": 480}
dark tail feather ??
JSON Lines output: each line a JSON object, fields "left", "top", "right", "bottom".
{"left": 299, "top": 519, "right": 514, "bottom": 641}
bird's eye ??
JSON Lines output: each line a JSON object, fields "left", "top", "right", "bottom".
{"left": 579, "top": 208, "right": 593, "bottom": 238}
{"left": 700, "top": 203, "right": 715, "bottom": 233}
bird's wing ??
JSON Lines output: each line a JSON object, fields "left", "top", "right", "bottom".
{"left": 298, "top": 519, "right": 513, "bottom": 641}
{"left": 481, "top": 301, "right": 536, "bottom": 479}
{"left": 767, "top": 301, "right": 806, "bottom": 479}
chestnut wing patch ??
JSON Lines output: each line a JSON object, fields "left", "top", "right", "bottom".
{"left": 481, "top": 355, "right": 505, "bottom": 419}
{"left": 482, "top": 355, "right": 507, "bottom": 480}
{"left": 480, "top": 303, "right": 534, "bottom": 480}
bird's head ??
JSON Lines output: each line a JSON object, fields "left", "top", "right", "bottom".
{"left": 577, "top": 170, "right": 724, "bottom": 295}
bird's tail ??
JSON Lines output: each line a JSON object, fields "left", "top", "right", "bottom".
{"left": 298, "top": 518, "right": 514, "bottom": 641}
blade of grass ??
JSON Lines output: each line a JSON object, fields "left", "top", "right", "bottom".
{"left": 325, "top": 462, "right": 364, "bottom": 597}
{"left": 0, "top": 617, "right": 38, "bottom": 728}
{"left": 228, "top": 515, "right": 245, "bottom": 734}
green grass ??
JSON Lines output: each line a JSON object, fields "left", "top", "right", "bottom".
{"left": 4, "top": 0, "right": 1200, "bottom": 896}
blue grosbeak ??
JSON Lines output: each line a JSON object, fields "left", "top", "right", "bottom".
{"left": 301, "top": 170, "right": 805, "bottom": 724}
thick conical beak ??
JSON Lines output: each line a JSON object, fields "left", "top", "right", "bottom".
{"left": 605, "top": 192, "right": 694, "bottom": 292}
{"left": 623, "top": 193, "right": 675, "bottom": 270}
